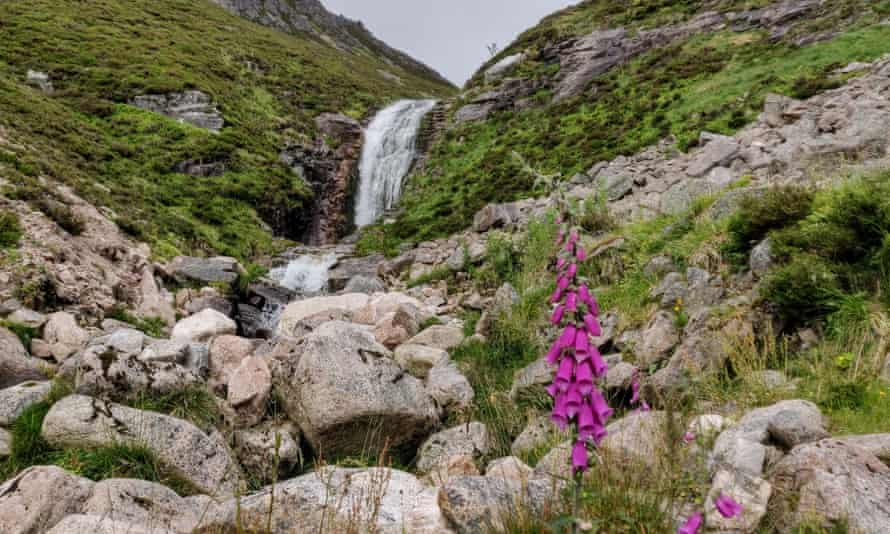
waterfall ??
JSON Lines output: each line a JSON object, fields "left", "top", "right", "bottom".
{"left": 268, "top": 253, "right": 339, "bottom": 295}
{"left": 354, "top": 99, "right": 437, "bottom": 227}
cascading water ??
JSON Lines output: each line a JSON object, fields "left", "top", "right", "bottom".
{"left": 269, "top": 253, "right": 339, "bottom": 295}
{"left": 354, "top": 99, "right": 437, "bottom": 227}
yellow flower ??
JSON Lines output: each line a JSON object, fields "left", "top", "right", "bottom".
{"left": 880, "top": 390, "right": 887, "bottom": 397}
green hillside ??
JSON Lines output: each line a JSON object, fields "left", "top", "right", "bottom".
{"left": 0, "top": 0, "right": 454, "bottom": 259}
{"left": 385, "top": 0, "right": 890, "bottom": 244}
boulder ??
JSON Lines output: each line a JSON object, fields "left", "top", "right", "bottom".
{"left": 42, "top": 312, "right": 90, "bottom": 361}
{"left": 42, "top": 395, "right": 242, "bottom": 496}
{"left": 167, "top": 256, "right": 242, "bottom": 285}
{"left": 686, "top": 136, "right": 739, "bottom": 177}
{"left": 770, "top": 439, "right": 890, "bottom": 534}
{"left": 406, "top": 325, "right": 465, "bottom": 350}
{"left": 601, "top": 411, "right": 671, "bottom": 470}
{"left": 137, "top": 266, "right": 176, "bottom": 326}
{"left": 0, "top": 380, "right": 52, "bottom": 426}
{"left": 509, "top": 358, "right": 552, "bottom": 402}
{"left": 750, "top": 238, "right": 774, "bottom": 277}
{"left": 343, "top": 274, "right": 386, "bottom": 294}
{"left": 635, "top": 311, "right": 680, "bottom": 367}
{"left": 417, "top": 422, "right": 490, "bottom": 482}
{"left": 0, "top": 327, "right": 47, "bottom": 389}
{"left": 139, "top": 339, "right": 190, "bottom": 364}
{"left": 80, "top": 478, "right": 206, "bottom": 533}
{"left": 373, "top": 304, "right": 420, "bottom": 349}
{"left": 46, "top": 515, "right": 174, "bottom": 534}
{"left": 837, "top": 433, "right": 890, "bottom": 464}
{"left": 705, "top": 469, "right": 771, "bottom": 532}
{"left": 7, "top": 308, "right": 47, "bottom": 328}
{"left": 485, "top": 456, "right": 533, "bottom": 481}
{"left": 327, "top": 255, "right": 385, "bottom": 292}
{"left": 233, "top": 423, "right": 302, "bottom": 482}
{"left": 226, "top": 355, "right": 271, "bottom": 426}
{"left": 90, "top": 327, "right": 147, "bottom": 356}
{"left": 438, "top": 476, "right": 561, "bottom": 533}
{"left": 276, "top": 321, "right": 438, "bottom": 457}
{"left": 712, "top": 399, "right": 826, "bottom": 477}
{"left": 208, "top": 334, "right": 256, "bottom": 392}
{"left": 394, "top": 344, "right": 450, "bottom": 378}
{"left": 275, "top": 293, "right": 369, "bottom": 337}
{"left": 199, "top": 467, "right": 444, "bottom": 533}
{"left": 425, "top": 361, "right": 474, "bottom": 414}
{"left": 171, "top": 308, "right": 237, "bottom": 342}
{"left": 512, "top": 412, "right": 567, "bottom": 457}
{"left": 0, "top": 466, "right": 94, "bottom": 534}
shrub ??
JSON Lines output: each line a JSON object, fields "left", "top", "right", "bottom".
{"left": 0, "top": 210, "right": 22, "bottom": 248}
{"left": 761, "top": 254, "right": 843, "bottom": 324}
{"left": 486, "top": 233, "right": 521, "bottom": 285}
{"left": 36, "top": 199, "right": 85, "bottom": 236}
{"left": 723, "top": 186, "right": 814, "bottom": 267}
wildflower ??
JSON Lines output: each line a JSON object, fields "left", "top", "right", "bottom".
{"left": 588, "top": 346, "right": 608, "bottom": 377}
{"left": 575, "top": 360, "right": 594, "bottom": 395}
{"left": 551, "top": 304, "right": 566, "bottom": 325}
{"left": 590, "top": 388, "right": 614, "bottom": 424}
{"left": 630, "top": 371, "right": 641, "bottom": 404}
{"left": 557, "top": 257, "right": 567, "bottom": 270}
{"left": 565, "top": 386, "right": 583, "bottom": 418}
{"left": 558, "top": 276, "right": 570, "bottom": 291}
{"left": 555, "top": 357, "right": 575, "bottom": 392}
{"left": 571, "top": 440, "right": 589, "bottom": 473}
{"left": 566, "top": 291, "right": 578, "bottom": 312}
{"left": 558, "top": 325, "right": 577, "bottom": 348}
{"left": 583, "top": 313, "right": 602, "bottom": 337}
{"left": 551, "top": 394, "right": 569, "bottom": 430}
{"left": 567, "top": 263, "right": 578, "bottom": 278}
{"left": 576, "top": 246, "right": 587, "bottom": 262}
{"left": 677, "top": 512, "right": 703, "bottom": 534}
{"left": 714, "top": 494, "right": 743, "bottom": 518}
{"left": 545, "top": 342, "right": 562, "bottom": 365}
{"left": 550, "top": 287, "right": 563, "bottom": 304}
{"left": 683, "top": 431, "right": 696, "bottom": 443}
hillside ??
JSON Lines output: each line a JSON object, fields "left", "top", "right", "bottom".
{"left": 0, "top": 0, "right": 453, "bottom": 260}
{"left": 383, "top": 0, "right": 890, "bottom": 243}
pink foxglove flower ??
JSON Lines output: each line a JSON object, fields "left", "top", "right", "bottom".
{"left": 583, "top": 314, "right": 602, "bottom": 337}
{"left": 630, "top": 371, "right": 641, "bottom": 404}
{"left": 578, "top": 284, "right": 595, "bottom": 310}
{"left": 545, "top": 342, "right": 562, "bottom": 365}
{"left": 555, "top": 357, "right": 575, "bottom": 392}
{"left": 576, "top": 246, "right": 586, "bottom": 262}
{"left": 557, "top": 257, "right": 566, "bottom": 270}
{"left": 571, "top": 440, "right": 588, "bottom": 473}
{"left": 551, "top": 394, "right": 569, "bottom": 430}
{"left": 550, "top": 287, "right": 563, "bottom": 304}
{"left": 715, "top": 494, "right": 743, "bottom": 518}
{"left": 588, "top": 345, "right": 608, "bottom": 377}
{"left": 558, "top": 325, "right": 577, "bottom": 348}
{"left": 590, "top": 388, "right": 614, "bottom": 425}
{"left": 565, "top": 386, "right": 582, "bottom": 418}
{"left": 683, "top": 431, "right": 696, "bottom": 443}
{"left": 567, "top": 263, "right": 578, "bottom": 279}
{"left": 551, "top": 305, "right": 565, "bottom": 325}
{"left": 677, "top": 512, "right": 703, "bottom": 534}
{"left": 575, "top": 360, "right": 594, "bottom": 395}
{"left": 557, "top": 276, "right": 570, "bottom": 291}
{"left": 566, "top": 292, "right": 578, "bottom": 312}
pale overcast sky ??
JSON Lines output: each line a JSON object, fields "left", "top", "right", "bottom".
{"left": 322, "top": 0, "right": 578, "bottom": 86}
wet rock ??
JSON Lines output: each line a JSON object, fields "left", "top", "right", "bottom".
{"left": 328, "top": 255, "right": 385, "bottom": 291}
{"left": 42, "top": 395, "right": 242, "bottom": 496}
{"left": 0, "top": 466, "right": 94, "bottom": 534}
{"left": 276, "top": 321, "right": 437, "bottom": 457}
{"left": 0, "top": 380, "right": 52, "bottom": 426}
{"left": 770, "top": 439, "right": 890, "bottom": 534}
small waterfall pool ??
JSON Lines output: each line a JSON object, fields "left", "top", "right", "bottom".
{"left": 354, "top": 99, "right": 437, "bottom": 227}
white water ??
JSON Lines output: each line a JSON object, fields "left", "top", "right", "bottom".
{"left": 354, "top": 99, "right": 437, "bottom": 227}
{"left": 269, "top": 253, "right": 339, "bottom": 295}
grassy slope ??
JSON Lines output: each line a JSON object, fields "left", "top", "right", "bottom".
{"left": 383, "top": 0, "right": 890, "bottom": 244}
{"left": 0, "top": 0, "right": 454, "bottom": 259}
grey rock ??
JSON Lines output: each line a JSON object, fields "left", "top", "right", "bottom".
{"left": 473, "top": 202, "right": 522, "bottom": 232}
{"left": 130, "top": 91, "right": 224, "bottom": 131}
{"left": 484, "top": 53, "right": 524, "bottom": 82}
{"left": 512, "top": 412, "right": 567, "bottom": 457}
{"left": 46, "top": 515, "right": 174, "bottom": 534}
{"left": 7, "top": 308, "right": 46, "bottom": 328}
{"left": 167, "top": 255, "right": 243, "bottom": 285}
{"left": 686, "top": 136, "right": 740, "bottom": 177}
{"left": 139, "top": 339, "right": 190, "bottom": 363}
{"left": 602, "top": 411, "right": 671, "bottom": 471}
{"left": 509, "top": 358, "right": 552, "bottom": 402}
{"left": 276, "top": 321, "right": 438, "bottom": 457}
{"left": 636, "top": 310, "right": 680, "bottom": 367}
{"left": 80, "top": 478, "right": 206, "bottom": 533}
{"left": 485, "top": 456, "right": 533, "bottom": 481}
{"left": 0, "top": 327, "right": 46, "bottom": 389}
{"left": 275, "top": 293, "right": 369, "bottom": 337}
{"left": 0, "top": 466, "right": 94, "bottom": 534}
{"left": 493, "top": 282, "right": 520, "bottom": 313}
{"left": 439, "top": 476, "right": 561, "bottom": 533}
{"left": 0, "top": 380, "right": 52, "bottom": 426}
{"left": 417, "top": 422, "right": 490, "bottom": 477}
{"left": 394, "top": 343, "right": 450, "bottom": 378}
{"left": 446, "top": 247, "right": 467, "bottom": 271}
{"left": 233, "top": 423, "right": 302, "bottom": 482}
{"left": 226, "top": 355, "right": 271, "bottom": 426}
{"left": 26, "top": 69, "right": 53, "bottom": 92}
{"left": 71, "top": 344, "right": 201, "bottom": 400}
{"left": 770, "top": 439, "right": 890, "bottom": 534}
{"left": 0, "top": 428, "right": 9, "bottom": 457}
{"left": 42, "top": 395, "right": 242, "bottom": 496}
{"left": 643, "top": 255, "right": 676, "bottom": 277}
{"left": 767, "top": 408, "right": 830, "bottom": 449}
{"left": 750, "top": 238, "right": 774, "bottom": 277}
{"left": 605, "top": 361, "right": 638, "bottom": 392}
{"left": 42, "top": 312, "right": 90, "bottom": 361}
{"left": 89, "top": 327, "right": 146, "bottom": 356}
{"left": 343, "top": 274, "right": 386, "bottom": 294}
{"left": 705, "top": 469, "right": 772, "bottom": 532}
{"left": 171, "top": 308, "right": 237, "bottom": 342}
{"left": 198, "top": 467, "right": 442, "bottom": 533}
{"left": 425, "top": 361, "right": 474, "bottom": 414}
{"left": 328, "top": 255, "right": 385, "bottom": 292}
{"left": 837, "top": 433, "right": 890, "bottom": 464}
{"left": 406, "top": 325, "right": 465, "bottom": 350}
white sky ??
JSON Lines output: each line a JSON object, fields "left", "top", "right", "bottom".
{"left": 322, "top": 0, "right": 579, "bottom": 86}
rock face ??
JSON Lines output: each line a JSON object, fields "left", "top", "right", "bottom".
{"left": 275, "top": 321, "right": 438, "bottom": 457}
{"left": 0, "top": 327, "right": 46, "bottom": 389}
{"left": 41, "top": 395, "right": 242, "bottom": 496}
{"left": 770, "top": 439, "right": 890, "bottom": 533}
{"left": 198, "top": 467, "right": 448, "bottom": 533}
{"left": 130, "top": 91, "right": 224, "bottom": 131}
